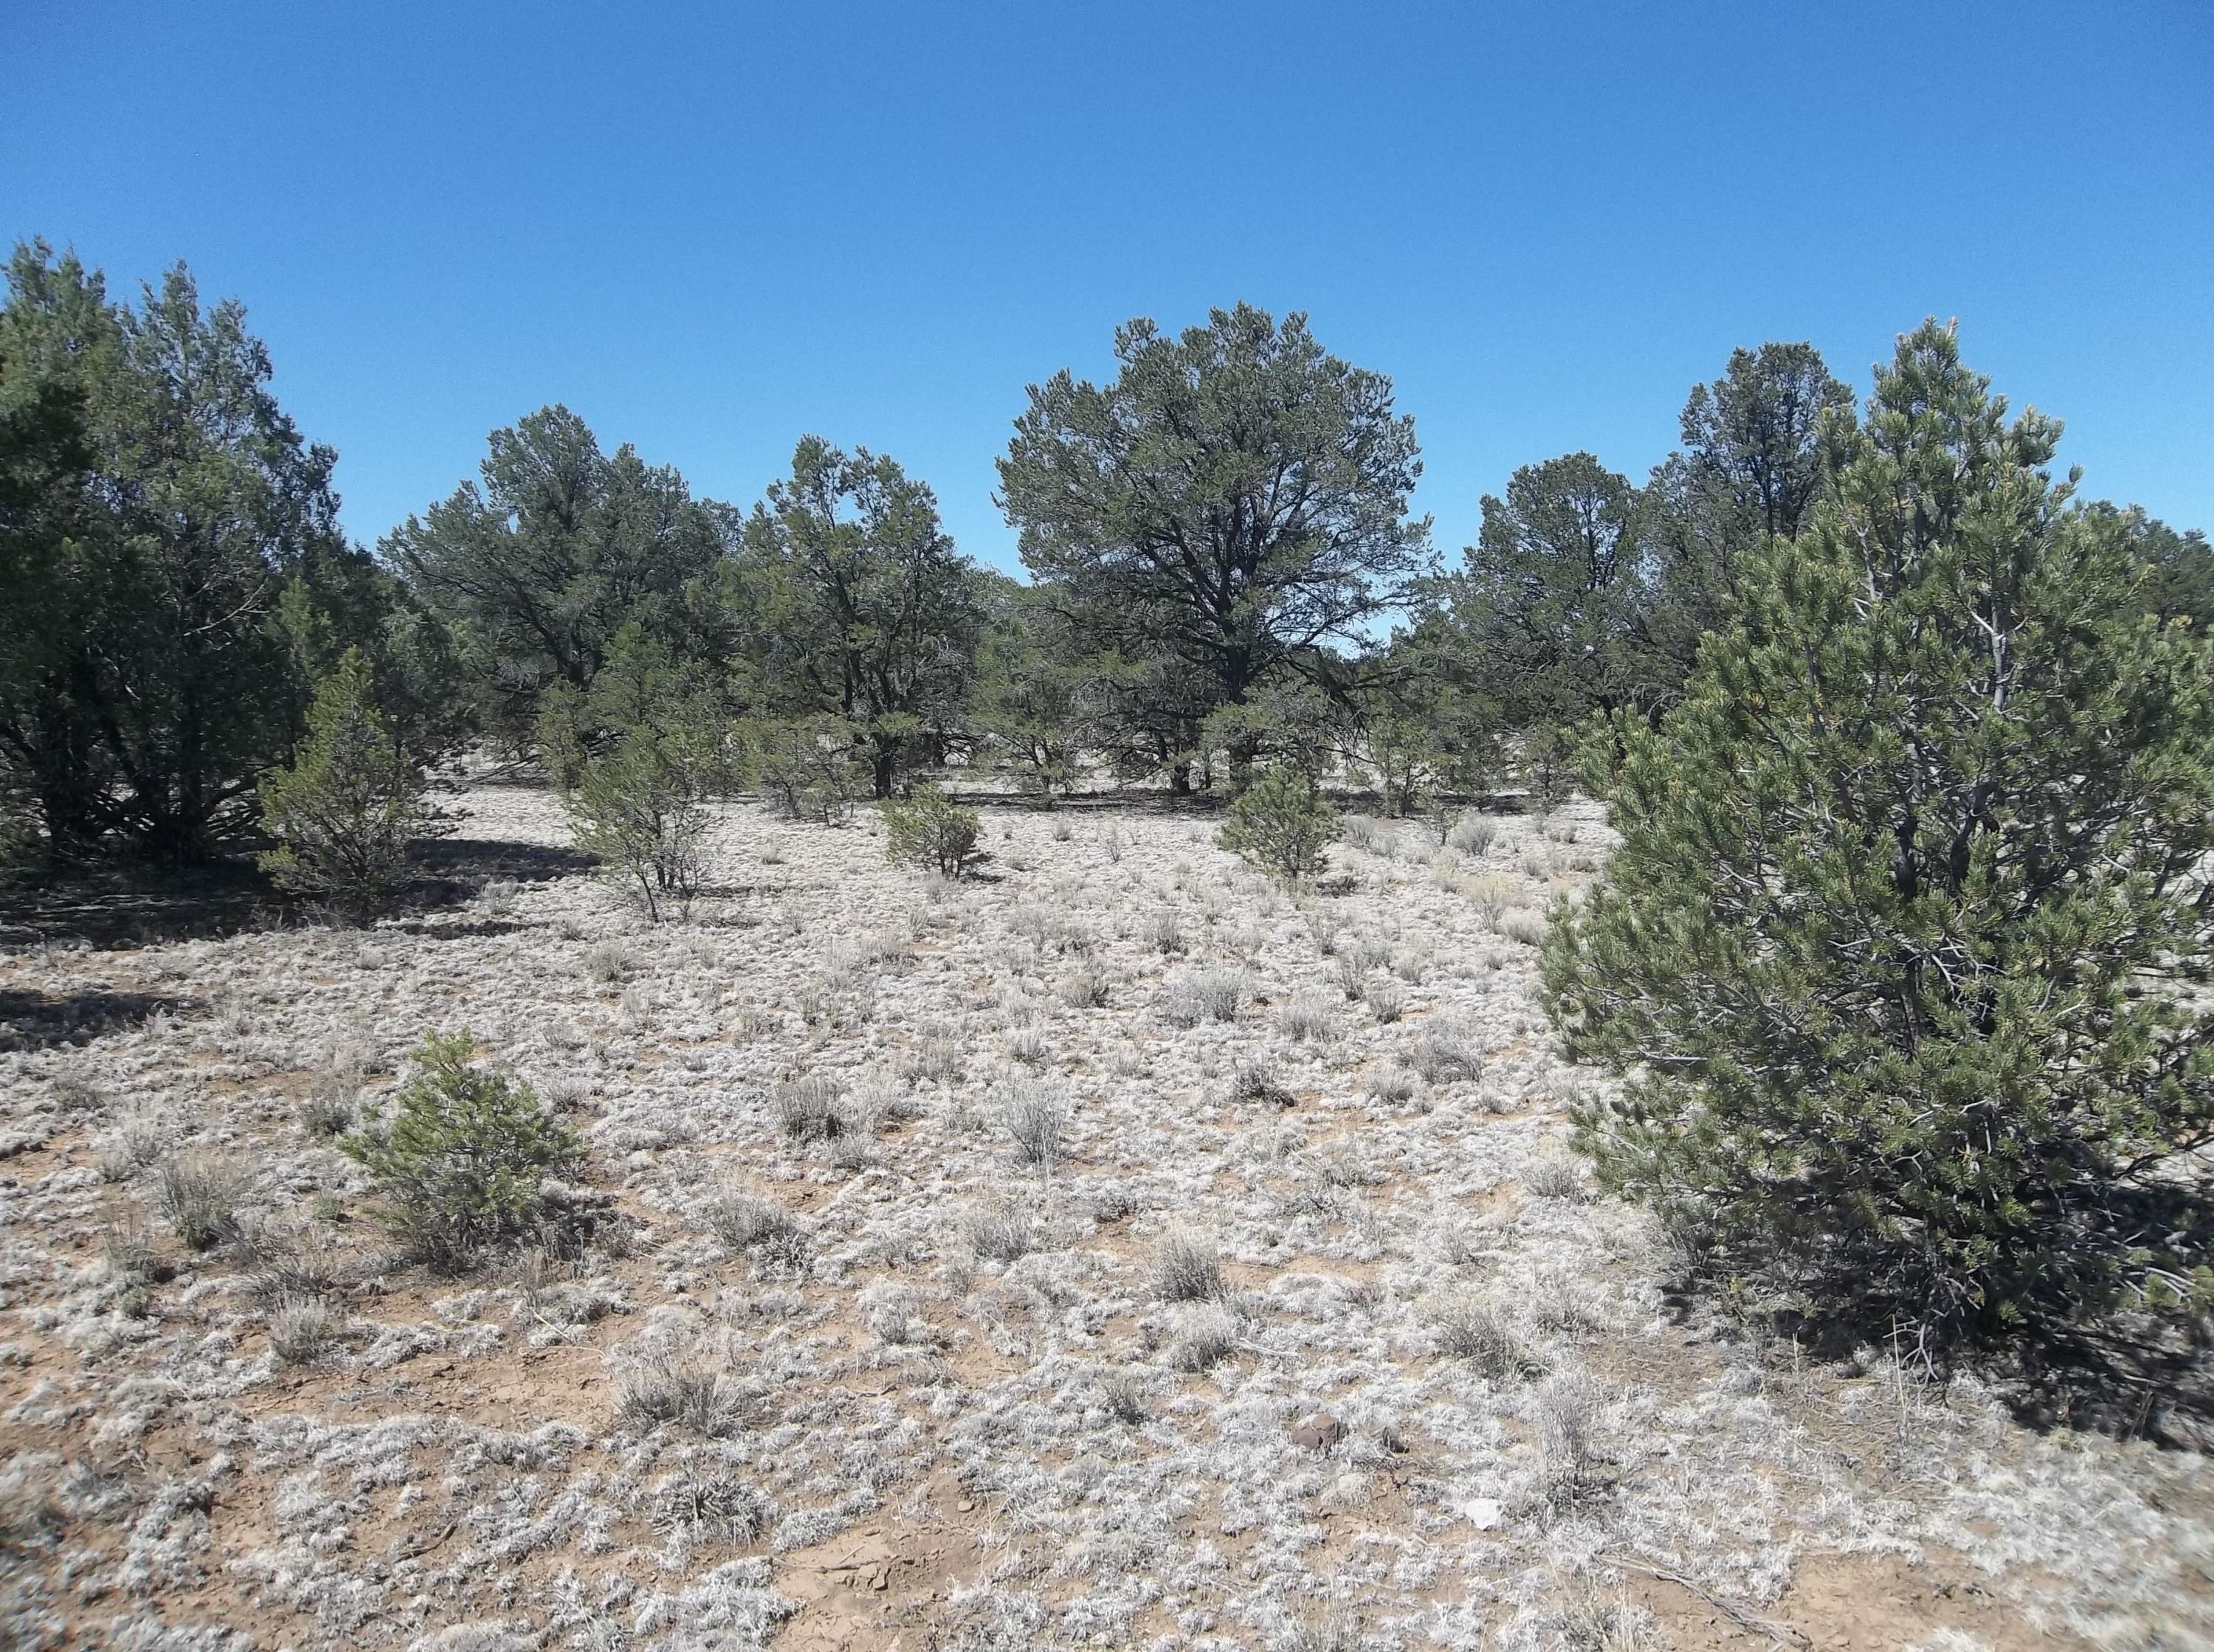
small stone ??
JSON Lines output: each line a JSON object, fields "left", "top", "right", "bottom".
{"left": 956, "top": 1499, "right": 975, "bottom": 1513}
{"left": 1291, "top": 1411, "right": 1347, "bottom": 1453}
{"left": 1463, "top": 1496, "right": 1503, "bottom": 1530}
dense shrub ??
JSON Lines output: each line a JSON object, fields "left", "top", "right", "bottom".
{"left": 880, "top": 783, "right": 982, "bottom": 877}
{"left": 1218, "top": 766, "right": 1335, "bottom": 884}
{"left": 342, "top": 1031, "right": 583, "bottom": 1269}
{"left": 1544, "top": 323, "right": 2214, "bottom": 1361}
{"left": 258, "top": 649, "right": 441, "bottom": 922}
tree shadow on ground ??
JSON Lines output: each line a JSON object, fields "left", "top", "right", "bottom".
{"left": 0, "top": 837, "right": 599, "bottom": 953}
{"left": 932, "top": 784, "right": 1538, "bottom": 818}
{"left": 0, "top": 860, "right": 286, "bottom": 951}
{"left": 1658, "top": 1267, "right": 2214, "bottom": 1451}
{"left": 939, "top": 787, "right": 1227, "bottom": 815}
{"left": 0, "top": 986, "right": 196, "bottom": 1051}
{"left": 415, "top": 837, "right": 600, "bottom": 885}
{"left": 388, "top": 918, "right": 542, "bottom": 940}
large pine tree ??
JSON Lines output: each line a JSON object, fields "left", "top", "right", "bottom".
{"left": 1544, "top": 321, "right": 2214, "bottom": 1361}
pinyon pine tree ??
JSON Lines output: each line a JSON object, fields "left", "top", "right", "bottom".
{"left": 1543, "top": 322, "right": 2214, "bottom": 1366}
{"left": 258, "top": 649, "right": 439, "bottom": 921}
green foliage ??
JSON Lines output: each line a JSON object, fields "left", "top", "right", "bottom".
{"left": 387, "top": 405, "right": 728, "bottom": 745}
{"left": 1645, "top": 342, "right": 1853, "bottom": 680}
{"left": 257, "top": 649, "right": 441, "bottom": 922}
{"left": 554, "top": 626, "right": 746, "bottom": 922}
{"left": 1218, "top": 765, "right": 1337, "bottom": 885}
{"left": 538, "top": 623, "right": 745, "bottom": 792}
{"left": 734, "top": 438, "right": 984, "bottom": 797}
{"left": 275, "top": 544, "right": 472, "bottom": 773}
{"left": 974, "top": 584, "right": 1098, "bottom": 803}
{"left": 0, "top": 242, "right": 359, "bottom": 864}
{"left": 2106, "top": 503, "right": 2214, "bottom": 634}
{"left": 1447, "top": 452, "right": 1669, "bottom": 730}
{"left": 1543, "top": 321, "right": 2214, "bottom": 1358}
{"left": 1342, "top": 636, "right": 1505, "bottom": 824}
{"left": 1518, "top": 724, "right": 1579, "bottom": 815}
{"left": 568, "top": 727, "right": 718, "bottom": 923}
{"left": 342, "top": 1031, "right": 583, "bottom": 1270}
{"left": 753, "top": 713, "right": 870, "bottom": 826}
{"left": 999, "top": 303, "right": 1433, "bottom": 783}
{"left": 880, "top": 783, "right": 983, "bottom": 878}
{"left": 1200, "top": 677, "right": 1344, "bottom": 792}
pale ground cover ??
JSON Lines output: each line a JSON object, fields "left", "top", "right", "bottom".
{"left": 0, "top": 784, "right": 2208, "bottom": 1651}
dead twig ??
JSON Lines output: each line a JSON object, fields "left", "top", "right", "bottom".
{"left": 1598, "top": 1554, "right": 1811, "bottom": 1648}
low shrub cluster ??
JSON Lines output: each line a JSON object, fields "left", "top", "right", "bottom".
{"left": 880, "top": 784, "right": 983, "bottom": 877}
{"left": 341, "top": 1031, "right": 584, "bottom": 1270}
{"left": 1218, "top": 766, "right": 1336, "bottom": 885}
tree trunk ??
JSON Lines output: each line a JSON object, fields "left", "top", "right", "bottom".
{"left": 1228, "top": 733, "right": 1260, "bottom": 795}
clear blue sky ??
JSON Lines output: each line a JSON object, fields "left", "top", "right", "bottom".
{"left": 7, "top": 1, "right": 2210, "bottom": 575}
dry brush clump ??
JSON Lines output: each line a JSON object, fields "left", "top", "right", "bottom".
{"left": 152, "top": 1149, "right": 245, "bottom": 1251}
{"left": 1001, "top": 1082, "right": 1070, "bottom": 1167}
{"left": 1152, "top": 1231, "right": 1226, "bottom": 1302}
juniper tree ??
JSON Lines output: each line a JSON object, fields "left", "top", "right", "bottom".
{"left": 1543, "top": 321, "right": 2214, "bottom": 1364}
{"left": 387, "top": 406, "right": 729, "bottom": 744}
{"left": 1, "top": 244, "right": 359, "bottom": 863}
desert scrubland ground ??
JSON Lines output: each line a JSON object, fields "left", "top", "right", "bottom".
{"left": 1, "top": 786, "right": 2209, "bottom": 1652}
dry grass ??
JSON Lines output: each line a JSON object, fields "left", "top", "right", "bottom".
{"left": 0, "top": 784, "right": 2199, "bottom": 1652}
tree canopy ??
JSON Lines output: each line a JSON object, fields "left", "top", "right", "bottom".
{"left": 0, "top": 242, "right": 363, "bottom": 863}
{"left": 999, "top": 303, "right": 1434, "bottom": 770}
{"left": 1545, "top": 321, "right": 2214, "bottom": 1361}
{"left": 734, "top": 437, "right": 987, "bottom": 796}
{"left": 387, "top": 405, "right": 730, "bottom": 741}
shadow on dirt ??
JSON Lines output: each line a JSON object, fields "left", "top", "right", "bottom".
{"left": 0, "top": 986, "right": 196, "bottom": 1051}
{"left": 0, "top": 861, "right": 284, "bottom": 951}
{"left": 0, "top": 836, "right": 599, "bottom": 953}
{"left": 415, "top": 837, "right": 600, "bottom": 885}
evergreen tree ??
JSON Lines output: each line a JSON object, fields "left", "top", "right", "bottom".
{"left": 1646, "top": 342, "right": 1854, "bottom": 684}
{"left": 1218, "top": 764, "right": 1337, "bottom": 885}
{"left": 999, "top": 304, "right": 1432, "bottom": 785}
{"left": 1444, "top": 452, "right": 1667, "bottom": 733}
{"left": 734, "top": 437, "right": 984, "bottom": 798}
{"left": 387, "top": 406, "right": 731, "bottom": 745}
{"left": 0, "top": 243, "right": 357, "bottom": 863}
{"left": 258, "top": 649, "right": 441, "bottom": 921}
{"left": 973, "top": 584, "right": 1100, "bottom": 804}
{"left": 1544, "top": 322, "right": 2214, "bottom": 1363}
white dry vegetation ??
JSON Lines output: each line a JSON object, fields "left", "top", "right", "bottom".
{"left": 0, "top": 784, "right": 2204, "bottom": 1651}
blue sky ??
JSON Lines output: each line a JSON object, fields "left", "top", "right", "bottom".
{"left": 6, "top": 1, "right": 2210, "bottom": 575}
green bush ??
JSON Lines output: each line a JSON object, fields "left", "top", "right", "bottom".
{"left": 567, "top": 727, "right": 714, "bottom": 922}
{"left": 342, "top": 1031, "right": 583, "bottom": 1269}
{"left": 880, "top": 784, "right": 982, "bottom": 877}
{"left": 1517, "top": 723, "right": 1578, "bottom": 817}
{"left": 1217, "top": 766, "right": 1335, "bottom": 885}
{"left": 1543, "top": 322, "right": 2214, "bottom": 1361}
{"left": 258, "top": 649, "right": 441, "bottom": 922}
{"left": 754, "top": 715, "right": 869, "bottom": 826}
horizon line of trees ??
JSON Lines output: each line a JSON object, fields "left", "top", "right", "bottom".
{"left": 10, "top": 238, "right": 2214, "bottom": 1389}
{"left": 4, "top": 238, "right": 2210, "bottom": 876}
